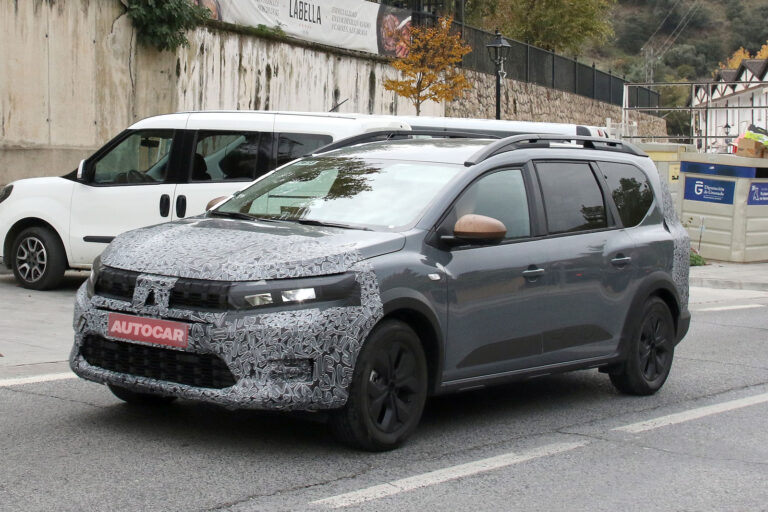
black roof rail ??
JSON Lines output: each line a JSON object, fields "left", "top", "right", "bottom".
{"left": 307, "top": 129, "right": 500, "bottom": 157}
{"left": 464, "top": 134, "right": 647, "bottom": 167}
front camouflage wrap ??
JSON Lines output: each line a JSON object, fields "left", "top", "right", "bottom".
{"left": 70, "top": 222, "right": 384, "bottom": 411}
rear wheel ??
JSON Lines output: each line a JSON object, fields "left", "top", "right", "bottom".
{"left": 330, "top": 320, "right": 428, "bottom": 451}
{"left": 11, "top": 226, "right": 67, "bottom": 290}
{"left": 610, "top": 297, "right": 675, "bottom": 395}
{"left": 108, "top": 384, "right": 177, "bottom": 405}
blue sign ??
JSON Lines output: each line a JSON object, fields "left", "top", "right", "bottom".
{"left": 684, "top": 177, "right": 735, "bottom": 204}
{"left": 748, "top": 182, "right": 768, "bottom": 205}
{"left": 681, "top": 161, "right": 756, "bottom": 178}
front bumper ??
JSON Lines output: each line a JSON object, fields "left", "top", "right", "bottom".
{"left": 70, "top": 268, "right": 382, "bottom": 411}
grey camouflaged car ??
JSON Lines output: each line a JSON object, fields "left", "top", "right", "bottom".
{"left": 71, "top": 134, "right": 690, "bottom": 451}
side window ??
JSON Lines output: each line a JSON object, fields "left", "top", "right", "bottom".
{"left": 536, "top": 161, "right": 607, "bottom": 234}
{"left": 193, "top": 131, "right": 272, "bottom": 182}
{"left": 277, "top": 133, "right": 333, "bottom": 167}
{"left": 92, "top": 130, "right": 174, "bottom": 184}
{"left": 598, "top": 162, "right": 654, "bottom": 227}
{"left": 443, "top": 169, "right": 531, "bottom": 240}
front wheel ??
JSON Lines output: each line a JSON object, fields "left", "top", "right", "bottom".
{"left": 11, "top": 226, "right": 67, "bottom": 290}
{"left": 330, "top": 320, "right": 428, "bottom": 451}
{"left": 610, "top": 297, "right": 676, "bottom": 395}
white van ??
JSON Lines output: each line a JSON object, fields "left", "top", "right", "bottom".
{"left": 0, "top": 111, "right": 409, "bottom": 289}
{"left": 389, "top": 115, "right": 609, "bottom": 138}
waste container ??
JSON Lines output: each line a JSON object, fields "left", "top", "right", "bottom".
{"left": 679, "top": 152, "right": 768, "bottom": 262}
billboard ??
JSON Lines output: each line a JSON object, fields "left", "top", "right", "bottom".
{"left": 199, "top": 0, "right": 413, "bottom": 57}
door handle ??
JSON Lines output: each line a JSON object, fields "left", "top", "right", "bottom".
{"left": 522, "top": 267, "right": 545, "bottom": 280}
{"left": 611, "top": 255, "right": 632, "bottom": 267}
{"left": 176, "top": 195, "right": 187, "bottom": 218}
{"left": 159, "top": 194, "right": 170, "bottom": 217}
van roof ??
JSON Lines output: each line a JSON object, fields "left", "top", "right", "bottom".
{"left": 320, "top": 138, "right": 496, "bottom": 164}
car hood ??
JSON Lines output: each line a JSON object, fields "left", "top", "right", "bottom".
{"left": 100, "top": 217, "right": 406, "bottom": 281}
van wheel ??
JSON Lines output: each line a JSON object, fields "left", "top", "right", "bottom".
{"left": 610, "top": 297, "right": 675, "bottom": 395}
{"left": 108, "top": 384, "right": 177, "bottom": 405}
{"left": 330, "top": 320, "right": 428, "bottom": 451}
{"left": 11, "top": 227, "right": 67, "bottom": 290}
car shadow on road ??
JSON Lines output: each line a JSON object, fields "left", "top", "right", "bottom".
{"left": 0, "top": 270, "right": 87, "bottom": 292}
{"left": 71, "top": 370, "right": 625, "bottom": 457}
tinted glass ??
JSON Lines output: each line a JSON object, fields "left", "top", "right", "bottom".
{"left": 277, "top": 133, "right": 333, "bottom": 166}
{"left": 93, "top": 130, "right": 173, "bottom": 184}
{"left": 599, "top": 162, "right": 654, "bottom": 227}
{"left": 194, "top": 131, "right": 271, "bottom": 182}
{"left": 537, "top": 162, "right": 607, "bottom": 234}
{"left": 450, "top": 170, "right": 530, "bottom": 239}
{"left": 217, "top": 157, "right": 462, "bottom": 230}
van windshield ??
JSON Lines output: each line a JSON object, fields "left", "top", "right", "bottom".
{"left": 214, "top": 157, "right": 462, "bottom": 230}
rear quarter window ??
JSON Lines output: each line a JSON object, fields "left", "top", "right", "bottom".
{"left": 598, "top": 162, "right": 654, "bottom": 228}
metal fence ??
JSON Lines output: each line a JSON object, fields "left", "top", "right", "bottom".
{"left": 413, "top": 14, "right": 660, "bottom": 110}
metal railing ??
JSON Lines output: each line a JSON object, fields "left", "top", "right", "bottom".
{"left": 410, "top": 12, "right": 660, "bottom": 110}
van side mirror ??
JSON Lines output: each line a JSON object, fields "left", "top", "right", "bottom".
{"left": 441, "top": 214, "right": 506, "bottom": 245}
{"left": 206, "top": 196, "right": 228, "bottom": 211}
{"left": 76, "top": 159, "right": 86, "bottom": 181}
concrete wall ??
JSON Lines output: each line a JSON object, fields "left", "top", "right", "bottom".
{"left": 0, "top": 0, "right": 666, "bottom": 185}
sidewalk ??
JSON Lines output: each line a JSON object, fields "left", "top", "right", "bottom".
{"left": 690, "top": 260, "right": 768, "bottom": 291}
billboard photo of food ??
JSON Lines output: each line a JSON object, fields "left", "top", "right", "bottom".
{"left": 377, "top": 6, "right": 412, "bottom": 57}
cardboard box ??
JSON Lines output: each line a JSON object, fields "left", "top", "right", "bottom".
{"left": 737, "top": 137, "right": 765, "bottom": 158}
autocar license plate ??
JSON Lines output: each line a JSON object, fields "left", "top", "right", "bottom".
{"left": 107, "top": 313, "right": 189, "bottom": 349}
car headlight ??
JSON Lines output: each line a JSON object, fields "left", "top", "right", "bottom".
{"left": 0, "top": 185, "right": 13, "bottom": 205}
{"left": 86, "top": 256, "right": 103, "bottom": 297}
{"left": 228, "top": 273, "right": 359, "bottom": 311}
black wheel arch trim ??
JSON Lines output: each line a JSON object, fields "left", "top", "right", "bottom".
{"left": 618, "top": 272, "right": 686, "bottom": 361}
{"left": 381, "top": 294, "right": 445, "bottom": 395}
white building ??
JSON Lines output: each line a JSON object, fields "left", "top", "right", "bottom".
{"left": 693, "top": 59, "right": 768, "bottom": 152}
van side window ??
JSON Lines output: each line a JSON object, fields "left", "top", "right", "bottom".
{"left": 598, "top": 162, "right": 654, "bottom": 228}
{"left": 193, "top": 131, "right": 272, "bottom": 182}
{"left": 536, "top": 162, "right": 607, "bottom": 234}
{"left": 92, "top": 130, "right": 174, "bottom": 184}
{"left": 444, "top": 169, "right": 531, "bottom": 240}
{"left": 277, "top": 133, "right": 333, "bottom": 167}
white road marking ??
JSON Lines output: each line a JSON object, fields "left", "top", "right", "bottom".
{"left": 697, "top": 304, "right": 765, "bottom": 312}
{"left": 0, "top": 372, "right": 77, "bottom": 387}
{"left": 614, "top": 392, "right": 768, "bottom": 434}
{"left": 311, "top": 440, "right": 588, "bottom": 509}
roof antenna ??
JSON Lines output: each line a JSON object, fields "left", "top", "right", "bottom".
{"left": 329, "top": 98, "right": 349, "bottom": 112}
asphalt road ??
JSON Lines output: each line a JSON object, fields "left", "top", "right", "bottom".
{"left": 1, "top": 273, "right": 767, "bottom": 511}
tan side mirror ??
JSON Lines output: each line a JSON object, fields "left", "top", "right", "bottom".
{"left": 206, "top": 196, "right": 228, "bottom": 211}
{"left": 454, "top": 214, "right": 506, "bottom": 241}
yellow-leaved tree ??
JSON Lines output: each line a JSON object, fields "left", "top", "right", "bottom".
{"left": 383, "top": 16, "right": 472, "bottom": 116}
{"left": 755, "top": 42, "right": 768, "bottom": 60}
{"left": 719, "top": 47, "right": 752, "bottom": 70}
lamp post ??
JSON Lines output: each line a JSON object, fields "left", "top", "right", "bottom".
{"left": 724, "top": 122, "right": 732, "bottom": 152}
{"left": 486, "top": 29, "right": 512, "bottom": 120}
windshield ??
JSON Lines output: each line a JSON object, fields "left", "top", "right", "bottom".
{"left": 215, "top": 157, "right": 463, "bottom": 230}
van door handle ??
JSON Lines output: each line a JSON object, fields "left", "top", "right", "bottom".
{"left": 522, "top": 267, "right": 545, "bottom": 280}
{"left": 176, "top": 195, "right": 187, "bottom": 218}
{"left": 159, "top": 194, "right": 170, "bottom": 217}
{"left": 611, "top": 255, "right": 632, "bottom": 267}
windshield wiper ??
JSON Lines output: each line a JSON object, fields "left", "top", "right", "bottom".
{"left": 293, "top": 219, "right": 372, "bottom": 231}
{"left": 208, "top": 210, "right": 277, "bottom": 223}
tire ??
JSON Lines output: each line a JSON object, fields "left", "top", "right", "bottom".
{"left": 108, "top": 384, "right": 177, "bottom": 406}
{"left": 330, "top": 320, "right": 428, "bottom": 451}
{"left": 610, "top": 297, "right": 676, "bottom": 396}
{"left": 11, "top": 226, "right": 67, "bottom": 290}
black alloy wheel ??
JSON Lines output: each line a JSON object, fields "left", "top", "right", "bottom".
{"left": 330, "top": 319, "right": 428, "bottom": 451}
{"left": 610, "top": 297, "right": 675, "bottom": 395}
{"left": 11, "top": 227, "right": 67, "bottom": 290}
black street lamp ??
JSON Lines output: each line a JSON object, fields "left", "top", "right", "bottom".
{"left": 486, "top": 29, "right": 512, "bottom": 120}
{"left": 724, "top": 122, "right": 732, "bottom": 151}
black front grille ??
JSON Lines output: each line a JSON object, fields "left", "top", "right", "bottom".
{"left": 95, "top": 267, "right": 138, "bottom": 301}
{"left": 169, "top": 278, "right": 230, "bottom": 311}
{"left": 81, "top": 335, "right": 237, "bottom": 389}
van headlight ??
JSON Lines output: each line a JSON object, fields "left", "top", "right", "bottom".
{"left": 228, "top": 273, "right": 359, "bottom": 311}
{"left": 0, "top": 185, "right": 13, "bottom": 205}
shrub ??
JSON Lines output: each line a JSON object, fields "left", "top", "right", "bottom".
{"left": 126, "top": 0, "right": 210, "bottom": 52}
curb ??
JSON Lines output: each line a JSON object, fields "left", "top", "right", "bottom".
{"left": 690, "top": 277, "right": 768, "bottom": 291}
